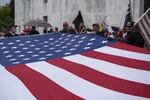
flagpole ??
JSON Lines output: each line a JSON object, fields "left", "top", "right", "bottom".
{"left": 129, "top": 0, "right": 132, "bottom": 21}
{"left": 134, "top": 8, "right": 150, "bottom": 26}
{"left": 99, "top": 16, "right": 106, "bottom": 26}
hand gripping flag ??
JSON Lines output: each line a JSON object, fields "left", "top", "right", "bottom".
{"left": 0, "top": 33, "right": 150, "bottom": 100}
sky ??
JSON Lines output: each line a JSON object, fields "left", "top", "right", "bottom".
{"left": 0, "top": 0, "right": 11, "bottom": 6}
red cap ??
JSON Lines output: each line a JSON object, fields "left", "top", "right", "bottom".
{"left": 63, "top": 22, "right": 68, "bottom": 26}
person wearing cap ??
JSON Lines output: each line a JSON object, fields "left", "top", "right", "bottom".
{"left": 60, "top": 22, "right": 69, "bottom": 33}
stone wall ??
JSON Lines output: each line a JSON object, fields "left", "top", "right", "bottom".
{"left": 15, "top": 0, "right": 144, "bottom": 32}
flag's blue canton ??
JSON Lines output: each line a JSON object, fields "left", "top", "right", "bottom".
{"left": 0, "top": 33, "right": 115, "bottom": 66}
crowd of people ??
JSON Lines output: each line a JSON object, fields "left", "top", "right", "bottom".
{"left": 0, "top": 21, "right": 147, "bottom": 49}
{"left": 0, "top": 25, "right": 19, "bottom": 38}
{"left": 57, "top": 21, "right": 145, "bottom": 48}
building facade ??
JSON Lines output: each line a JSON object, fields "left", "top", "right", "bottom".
{"left": 15, "top": 0, "right": 144, "bottom": 32}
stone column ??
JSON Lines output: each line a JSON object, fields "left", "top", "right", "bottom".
{"left": 132, "top": 0, "right": 144, "bottom": 22}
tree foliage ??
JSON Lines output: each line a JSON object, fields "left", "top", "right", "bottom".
{"left": 9, "top": 0, "right": 14, "bottom": 21}
{"left": 0, "top": 0, "right": 14, "bottom": 30}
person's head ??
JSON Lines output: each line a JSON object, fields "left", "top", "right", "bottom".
{"left": 55, "top": 27, "right": 59, "bottom": 32}
{"left": 31, "top": 26, "right": 36, "bottom": 31}
{"left": 92, "top": 24, "right": 99, "bottom": 33}
{"left": 125, "top": 22, "right": 134, "bottom": 32}
{"left": 63, "top": 22, "right": 69, "bottom": 30}
{"left": 49, "top": 28, "right": 53, "bottom": 33}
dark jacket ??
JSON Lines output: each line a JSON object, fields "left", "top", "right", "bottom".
{"left": 126, "top": 27, "right": 144, "bottom": 47}
{"left": 5, "top": 32, "right": 19, "bottom": 37}
{"left": 29, "top": 30, "right": 40, "bottom": 35}
{"left": 60, "top": 29, "right": 69, "bottom": 33}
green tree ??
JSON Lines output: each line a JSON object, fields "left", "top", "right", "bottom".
{"left": 0, "top": 3, "right": 14, "bottom": 31}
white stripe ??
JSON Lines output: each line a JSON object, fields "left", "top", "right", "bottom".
{"left": 145, "top": 14, "right": 150, "bottom": 27}
{"left": 139, "top": 22, "right": 150, "bottom": 45}
{"left": 139, "top": 21, "right": 150, "bottom": 39}
{"left": 64, "top": 54, "right": 150, "bottom": 85}
{"left": 142, "top": 18, "right": 150, "bottom": 34}
{"left": 27, "top": 61, "right": 149, "bottom": 100}
{"left": 95, "top": 46, "right": 150, "bottom": 62}
{"left": 0, "top": 65, "right": 36, "bottom": 100}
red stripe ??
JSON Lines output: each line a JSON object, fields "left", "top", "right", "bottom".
{"left": 6, "top": 65, "right": 82, "bottom": 100}
{"left": 47, "top": 58, "right": 150, "bottom": 98}
{"left": 138, "top": 24, "right": 150, "bottom": 46}
{"left": 81, "top": 51, "right": 150, "bottom": 71}
{"left": 144, "top": 15, "right": 150, "bottom": 28}
{"left": 138, "top": 16, "right": 150, "bottom": 45}
{"left": 140, "top": 19, "right": 150, "bottom": 39}
{"left": 141, "top": 18, "right": 149, "bottom": 35}
{"left": 110, "top": 42, "right": 150, "bottom": 54}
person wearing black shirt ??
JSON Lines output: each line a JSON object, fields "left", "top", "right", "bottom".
{"left": 60, "top": 22, "right": 69, "bottom": 33}
{"left": 126, "top": 26, "right": 144, "bottom": 48}
{"left": 121, "top": 22, "right": 144, "bottom": 48}
{"left": 29, "top": 26, "right": 40, "bottom": 35}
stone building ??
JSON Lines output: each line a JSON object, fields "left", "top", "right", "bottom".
{"left": 15, "top": 0, "right": 145, "bottom": 32}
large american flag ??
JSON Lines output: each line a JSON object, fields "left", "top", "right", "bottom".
{"left": 0, "top": 33, "right": 150, "bottom": 100}
{"left": 137, "top": 8, "right": 150, "bottom": 47}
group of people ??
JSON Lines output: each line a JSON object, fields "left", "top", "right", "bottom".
{"left": 0, "top": 21, "right": 146, "bottom": 48}
{"left": 58, "top": 21, "right": 145, "bottom": 48}
{"left": 59, "top": 21, "right": 107, "bottom": 36}
{"left": 0, "top": 25, "right": 19, "bottom": 39}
